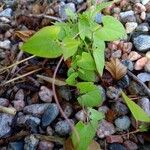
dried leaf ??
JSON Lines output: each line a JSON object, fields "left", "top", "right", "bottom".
{"left": 105, "top": 58, "right": 127, "bottom": 80}
{"left": 88, "top": 140, "right": 101, "bottom": 150}
{"left": 64, "top": 137, "right": 74, "bottom": 150}
{"left": 15, "top": 30, "right": 35, "bottom": 42}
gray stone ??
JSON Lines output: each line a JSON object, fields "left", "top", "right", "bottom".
{"left": 120, "top": 11, "right": 136, "bottom": 23}
{"left": 55, "top": 120, "right": 72, "bottom": 136}
{"left": 108, "top": 143, "right": 127, "bottom": 150}
{"left": 38, "top": 141, "right": 54, "bottom": 150}
{"left": 115, "top": 116, "right": 131, "bottom": 131}
{"left": 75, "top": 110, "right": 86, "bottom": 122}
{"left": 0, "top": 113, "right": 14, "bottom": 138}
{"left": 63, "top": 103, "right": 73, "bottom": 117}
{"left": 0, "top": 40, "right": 11, "bottom": 49}
{"left": 137, "top": 72, "right": 150, "bottom": 82}
{"left": 98, "top": 85, "right": 106, "bottom": 102}
{"left": 124, "top": 140, "right": 138, "bottom": 150}
{"left": 133, "top": 35, "right": 150, "bottom": 52}
{"left": 97, "top": 120, "right": 115, "bottom": 138}
{"left": 98, "top": 106, "right": 109, "bottom": 114}
{"left": 77, "top": 0, "right": 84, "bottom": 4}
{"left": 117, "top": 75, "right": 130, "bottom": 89}
{"left": 41, "top": 103, "right": 59, "bottom": 127}
{"left": 95, "top": 13, "right": 103, "bottom": 24}
{"left": 0, "top": 98, "right": 9, "bottom": 107}
{"left": 15, "top": 89, "right": 24, "bottom": 101}
{"left": 111, "top": 50, "right": 122, "bottom": 58}
{"left": 136, "top": 23, "right": 149, "bottom": 32}
{"left": 24, "top": 135, "right": 39, "bottom": 150}
{"left": 0, "top": 8, "right": 12, "bottom": 17}
{"left": 122, "top": 60, "right": 134, "bottom": 71}
{"left": 8, "top": 142, "right": 24, "bottom": 150}
{"left": 138, "top": 97, "right": 150, "bottom": 115}
{"left": 23, "top": 104, "right": 50, "bottom": 116}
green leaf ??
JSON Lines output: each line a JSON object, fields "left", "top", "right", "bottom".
{"left": 62, "top": 38, "right": 80, "bottom": 60}
{"left": 77, "top": 82, "right": 102, "bottom": 107}
{"left": 93, "top": 49, "right": 105, "bottom": 76}
{"left": 94, "top": 16, "right": 127, "bottom": 41}
{"left": 65, "top": 8, "right": 77, "bottom": 21}
{"left": 66, "top": 72, "right": 78, "bottom": 86}
{"left": 21, "top": 26, "right": 62, "bottom": 58}
{"left": 122, "top": 92, "right": 150, "bottom": 122}
{"left": 93, "top": 39, "right": 105, "bottom": 50}
{"left": 77, "top": 52, "right": 96, "bottom": 71}
{"left": 72, "top": 121, "right": 98, "bottom": 150}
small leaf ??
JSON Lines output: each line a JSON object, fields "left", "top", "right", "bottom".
{"left": 93, "top": 16, "right": 127, "bottom": 41}
{"left": 93, "top": 49, "right": 105, "bottom": 76}
{"left": 122, "top": 92, "right": 150, "bottom": 122}
{"left": 65, "top": 8, "right": 77, "bottom": 21}
{"left": 66, "top": 72, "right": 78, "bottom": 86}
{"left": 21, "top": 26, "right": 62, "bottom": 58}
{"left": 77, "top": 52, "right": 96, "bottom": 71}
{"left": 105, "top": 58, "right": 127, "bottom": 80}
{"left": 62, "top": 38, "right": 80, "bottom": 60}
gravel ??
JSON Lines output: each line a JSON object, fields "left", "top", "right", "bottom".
{"left": 0, "top": 8, "right": 13, "bottom": 17}
{"left": 108, "top": 143, "right": 127, "bottom": 150}
{"left": 0, "top": 40, "right": 11, "bottom": 49}
{"left": 137, "top": 72, "right": 150, "bottom": 82}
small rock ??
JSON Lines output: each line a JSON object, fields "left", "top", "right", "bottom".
{"left": 145, "top": 61, "right": 150, "bottom": 72}
{"left": 41, "top": 103, "right": 59, "bottom": 128}
{"left": 46, "top": 126, "right": 53, "bottom": 136}
{"left": 106, "top": 86, "right": 121, "bottom": 100}
{"left": 117, "top": 75, "right": 130, "bottom": 89}
{"left": 0, "top": 98, "right": 9, "bottom": 107}
{"left": 138, "top": 97, "right": 150, "bottom": 115}
{"left": 98, "top": 85, "right": 106, "bottom": 102}
{"left": 12, "top": 99, "right": 25, "bottom": 111}
{"left": 97, "top": 120, "right": 116, "bottom": 138}
{"left": 115, "top": 116, "right": 131, "bottom": 131}
{"left": 8, "top": 142, "right": 24, "bottom": 150}
{"left": 112, "top": 102, "right": 129, "bottom": 116}
{"left": 128, "top": 51, "right": 141, "bottom": 61}
{"left": 77, "top": 0, "right": 84, "bottom": 4}
{"left": 39, "top": 86, "right": 53, "bottom": 103}
{"left": 55, "top": 120, "right": 72, "bottom": 136}
{"left": 137, "top": 72, "right": 150, "bottom": 82}
{"left": 125, "top": 22, "right": 138, "bottom": 33}
{"left": 136, "top": 23, "right": 149, "bottom": 32}
{"left": 111, "top": 50, "right": 122, "bottom": 58}
{"left": 62, "top": 103, "right": 73, "bottom": 118}
{"left": 133, "top": 35, "right": 150, "bottom": 52}
{"left": 98, "top": 106, "right": 109, "bottom": 114}
{"left": 0, "top": 113, "right": 14, "bottom": 138}
{"left": 0, "top": 8, "right": 12, "bottom": 17}
{"left": 108, "top": 143, "right": 127, "bottom": 150}
{"left": 58, "top": 86, "right": 72, "bottom": 101}
{"left": 120, "top": 11, "right": 136, "bottom": 23}
{"left": 24, "top": 135, "right": 39, "bottom": 150}
{"left": 146, "top": 51, "right": 150, "bottom": 60}
{"left": 140, "top": 11, "right": 146, "bottom": 20}
{"left": 75, "top": 110, "right": 86, "bottom": 122}
{"left": 95, "top": 13, "right": 103, "bottom": 24}
{"left": 23, "top": 104, "right": 50, "bottom": 116}
{"left": 124, "top": 140, "right": 138, "bottom": 150}
{"left": 38, "top": 141, "right": 54, "bottom": 150}
{"left": 134, "top": 57, "right": 148, "bottom": 70}
{"left": 134, "top": 3, "right": 146, "bottom": 13}
{"left": 0, "top": 40, "right": 11, "bottom": 49}
{"left": 106, "top": 135, "right": 123, "bottom": 143}
{"left": 15, "top": 89, "right": 24, "bottom": 101}
{"left": 122, "top": 60, "right": 134, "bottom": 71}
{"left": 141, "top": 0, "right": 149, "bottom": 5}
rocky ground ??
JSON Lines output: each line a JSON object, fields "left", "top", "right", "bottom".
{"left": 0, "top": 0, "right": 150, "bottom": 150}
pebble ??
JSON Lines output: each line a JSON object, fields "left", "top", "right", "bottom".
{"left": 97, "top": 120, "right": 116, "bottom": 138}
{"left": 136, "top": 23, "right": 149, "bottom": 32}
{"left": 98, "top": 85, "right": 106, "bottom": 102}
{"left": 134, "top": 3, "right": 146, "bottom": 13}
{"left": 106, "top": 135, "right": 123, "bottom": 143}
{"left": 24, "top": 135, "right": 39, "bottom": 150}
{"left": 46, "top": 126, "right": 53, "bottom": 136}
{"left": 75, "top": 110, "right": 86, "bottom": 122}
{"left": 112, "top": 102, "right": 129, "bottom": 116}
{"left": 55, "top": 120, "right": 72, "bottom": 136}
{"left": 133, "top": 35, "right": 150, "bottom": 52}
{"left": 146, "top": 51, "right": 150, "bottom": 60}
{"left": 39, "top": 86, "right": 53, "bottom": 103}
{"left": 0, "top": 40, "right": 11, "bottom": 49}
{"left": 138, "top": 97, "right": 150, "bottom": 115}
{"left": 0, "top": 8, "right": 12, "bottom": 17}
{"left": 128, "top": 51, "right": 141, "bottom": 61}
{"left": 95, "top": 13, "right": 103, "bottom": 24}
{"left": 140, "top": 11, "right": 146, "bottom": 20}
{"left": 0, "top": 113, "right": 14, "bottom": 138}
{"left": 145, "top": 61, "right": 150, "bottom": 72}
{"left": 62, "top": 103, "right": 73, "bottom": 117}
{"left": 117, "top": 75, "right": 130, "bottom": 89}
{"left": 58, "top": 86, "right": 72, "bottom": 101}
{"left": 120, "top": 10, "right": 136, "bottom": 23}
{"left": 141, "top": 0, "right": 149, "bottom": 5}
{"left": 111, "top": 50, "right": 122, "bottom": 58}
{"left": 12, "top": 99, "right": 25, "bottom": 111}
{"left": 8, "top": 142, "right": 24, "bottom": 150}
{"left": 124, "top": 140, "right": 138, "bottom": 150}
{"left": 115, "top": 116, "right": 131, "bottom": 131}
{"left": 134, "top": 57, "right": 148, "bottom": 70}
{"left": 122, "top": 60, "right": 134, "bottom": 71}
{"left": 38, "top": 141, "right": 54, "bottom": 150}
{"left": 15, "top": 89, "right": 24, "bottom": 101}
{"left": 98, "top": 106, "right": 109, "bottom": 114}
{"left": 106, "top": 86, "right": 121, "bottom": 100}
{"left": 125, "top": 22, "right": 138, "bottom": 33}
{"left": 41, "top": 103, "right": 59, "bottom": 128}
{"left": 108, "top": 143, "right": 127, "bottom": 150}
{"left": 137, "top": 72, "right": 150, "bottom": 82}
{"left": 23, "top": 104, "right": 50, "bottom": 116}
{"left": 77, "top": 0, "right": 84, "bottom": 4}
{"left": 0, "top": 98, "right": 9, "bottom": 107}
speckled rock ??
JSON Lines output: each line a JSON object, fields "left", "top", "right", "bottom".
{"left": 0, "top": 113, "right": 14, "bottom": 138}
{"left": 125, "top": 22, "right": 138, "bottom": 33}
{"left": 128, "top": 51, "right": 141, "bottom": 61}
{"left": 98, "top": 106, "right": 109, "bottom": 114}
{"left": 108, "top": 143, "right": 127, "bottom": 150}
{"left": 75, "top": 110, "right": 86, "bottom": 122}
{"left": 134, "top": 57, "right": 148, "bottom": 70}
{"left": 137, "top": 72, "right": 150, "bottom": 82}
{"left": 8, "top": 142, "right": 24, "bottom": 150}
{"left": 124, "top": 140, "right": 138, "bottom": 150}
{"left": 122, "top": 60, "right": 134, "bottom": 71}
{"left": 136, "top": 23, "right": 149, "bottom": 32}
{"left": 133, "top": 35, "right": 150, "bottom": 52}
{"left": 98, "top": 85, "right": 106, "bottom": 102}
{"left": 38, "top": 141, "right": 54, "bottom": 150}
{"left": 120, "top": 11, "right": 136, "bottom": 23}
{"left": 106, "top": 135, "right": 123, "bottom": 143}
{"left": 41, "top": 103, "right": 59, "bottom": 128}
{"left": 0, "top": 98, "right": 9, "bottom": 107}
{"left": 97, "top": 120, "right": 115, "bottom": 138}
{"left": 0, "top": 8, "right": 12, "bottom": 17}
{"left": 0, "top": 40, "right": 11, "bottom": 49}
{"left": 115, "top": 116, "right": 131, "bottom": 131}
{"left": 117, "top": 75, "right": 130, "bottom": 89}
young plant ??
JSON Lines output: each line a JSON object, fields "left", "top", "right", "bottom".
{"left": 21, "top": 1, "right": 127, "bottom": 149}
